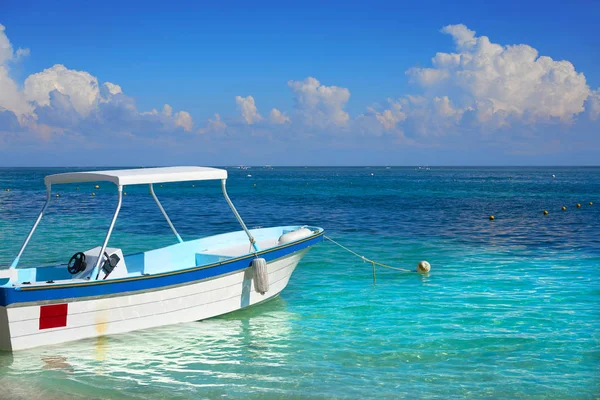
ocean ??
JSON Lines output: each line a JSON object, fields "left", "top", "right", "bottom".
{"left": 0, "top": 166, "right": 598, "bottom": 399}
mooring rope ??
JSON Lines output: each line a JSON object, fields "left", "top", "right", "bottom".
{"left": 324, "top": 235, "right": 412, "bottom": 275}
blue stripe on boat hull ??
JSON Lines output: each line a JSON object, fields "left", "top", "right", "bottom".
{"left": 1, "top": 233, "right": 323, "bottom": 307}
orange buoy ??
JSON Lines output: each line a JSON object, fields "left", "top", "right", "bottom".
{"left": 489, "top": 215, "right": 495, "bottom": 221}
{"left": 577, "top": 203, "right": 581, "bottom": 208}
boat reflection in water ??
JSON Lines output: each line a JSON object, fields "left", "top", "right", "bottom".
{"left": 0, "top": 298, "right": 296, "bottom": 398}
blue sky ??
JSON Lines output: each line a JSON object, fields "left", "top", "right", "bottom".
{"left": 1, "top": 0, "right": 599, "bottom": 165}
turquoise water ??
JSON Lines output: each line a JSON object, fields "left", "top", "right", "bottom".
{"left": 0, "top": 167, "right": 599, "bottom": 399}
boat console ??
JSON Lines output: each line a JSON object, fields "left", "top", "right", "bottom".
{"left": 71, "top": 247, "right": 128, "bottom": 280}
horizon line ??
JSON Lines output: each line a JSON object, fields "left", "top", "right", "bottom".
{"left": 0, "top": 165, "right": 599, "bottom": 169}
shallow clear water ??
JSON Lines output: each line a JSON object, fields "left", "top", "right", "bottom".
{"left": 0, "top": 167, "right": 599, "bottom": 399}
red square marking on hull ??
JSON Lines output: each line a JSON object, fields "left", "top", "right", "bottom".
{"left": 39, "top": 304, "right": 68, "bottom": 330}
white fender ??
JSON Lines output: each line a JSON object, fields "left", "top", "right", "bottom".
{"left": 252, "top": 258, "right": 269, "bottom": 294}
{"left": 277, "top": 227, "right": 312, "bottom": 246}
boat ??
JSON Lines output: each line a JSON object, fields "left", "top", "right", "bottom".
{"left": 0, "top": 167, "right": 323, "bottom": 351}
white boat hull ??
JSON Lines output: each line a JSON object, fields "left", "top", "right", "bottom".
{"left": 1, "top": 249, "right": 308, "bottom": 351}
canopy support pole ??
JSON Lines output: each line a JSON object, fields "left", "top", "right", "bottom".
{"left": 149, "top": 183, "right": 183, "bottom": 243}
{"left": 92, "top": 186, "right": 123, "bottom": 280}
{"left": 221, "top": 179, "right": 259, "bottom": 252}
{"left": 9, "top": 184, "right": 52, "bottom": 270}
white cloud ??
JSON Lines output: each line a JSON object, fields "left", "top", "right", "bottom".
{"left": 374, "top": 100, "right": 406, "bottom": 130}
{"left": 174, "top": 110, "right": 193, "bottom": 131}
{"left": 0, "top": 24, "right": 29, "bottom": 64}
{"left": 198, "top": 113, "right": 227, "bottom": 134}
{"left": 0, "top": 25, "right": 33, "bottom": 119}
{"left": 440, "top": 24, "right": 477, "bottom": 49}
{"left": 406, "top": 24, "right": 591, "bottom": 125}
{"left": 1, "top": 21, "right": 599, "bottom": 160}
{"left": 0, "top": 24, "right": 196, "bottom": 143}
{"left": 287, "top": 77, "right": 350, "bottom": 127}
{"left": 408, "top": 68, "right": 448, "bottom": 86}
{"left": 235, "top": 95, "right": 262, "bottom": 124}
{"left": 24, "top": 64, "right": 100, "bottom": 117}
{"left": 103, "top": 82, "right": 122, "bottom": 96}
{"left": 269, "top": 108, "right": 291, "bottom": 124}
{"left": 397, "top": 95, "right": 467, "bottom": 136}
{"left": 586, "top": 89, "right": 600, "bottom": 121}
{"left": 0, "top": 66, "right": 32, "bottom": 118}
{"left": 0, "top": 25, "right": 12, "bottom": 64}
{"left": 15, "top": 48, "right": 30, "bottom": 58}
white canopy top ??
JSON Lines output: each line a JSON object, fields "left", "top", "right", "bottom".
{"left": 45, "top": 166, "right": 228, "bottom": 186}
